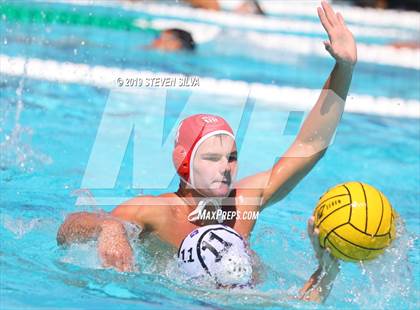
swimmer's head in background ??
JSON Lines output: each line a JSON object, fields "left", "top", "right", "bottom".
{"left": 178, "top": 224, "right": 253, "bottom": 287}
{"left": 172, "top": 114, "right": 236, "bottom": 195}
{"left": 152, "top": 28, "right": 195, "bottom": 51}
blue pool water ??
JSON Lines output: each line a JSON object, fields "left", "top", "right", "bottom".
{"left": 1, "top": 2, "right": 419, "bottom": 309}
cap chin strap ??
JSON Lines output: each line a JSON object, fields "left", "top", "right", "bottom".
{"left": 187, "top": 197, "right": 224, "bottom": 224}
{"left": 180, "top": 177, "right": 224, "bottom": 224}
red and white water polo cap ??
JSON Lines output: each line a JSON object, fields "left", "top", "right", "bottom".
{"left": 172, "top": 114, "right": 235, "bottom": 186}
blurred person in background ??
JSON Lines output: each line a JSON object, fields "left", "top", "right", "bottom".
{"left": 149, "top": 28, "right": 196, "bottom": 51}
{"left": 186, "top": 0, "right": 220, "bottom": 10}
{"left": 350, "top": 0, "right": 418, "bottom": 10}
{"left": 390, "top": 41, "right": 420, "bottom": 49}
{"left": 236, "top": 0, "right": 265, "bottom": 15}
{"left": 186, "top": 0, "right": 265, "bottom": 15}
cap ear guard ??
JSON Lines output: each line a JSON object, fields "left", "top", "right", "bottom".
{"left": 172, "top": 145, "right": 189, "bottom": 181}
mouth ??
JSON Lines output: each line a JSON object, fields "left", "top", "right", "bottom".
{"left": 214, "top": 180, "right": 230, "bottom": 186}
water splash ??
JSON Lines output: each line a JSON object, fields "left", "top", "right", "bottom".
{"left": 340, "top": 218, "right": 417, "bottom": 309}
{"left": 0, "top": 60, "right": 52, "bottom": 172}
{"left": 1, "top": 214, "right": 42, "bottom": 239}
{"left": 71, "top": 188, "right": 99, "bottom": 210}
{"left": 60, "top": 241, "right": 102, "bottom": 269}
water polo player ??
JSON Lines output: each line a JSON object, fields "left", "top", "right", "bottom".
{"left": 57, "top": 1, "right": 356, "bottom": 302}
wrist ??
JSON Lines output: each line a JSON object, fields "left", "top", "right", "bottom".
{"left": 335, "top": 60, "right": 355, "bottom": 71}
{"left": 100, "top": 219, "right": 126, "bottom": 235}
{"left": 319, "top": 261, "right": 340, "bottom": 277}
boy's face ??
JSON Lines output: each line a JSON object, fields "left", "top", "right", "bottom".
{"left": 151, "top": 31, "right": 182, "bottom": 51}
{"left": 192, "top": 134, "right": 237, "bottom": 197}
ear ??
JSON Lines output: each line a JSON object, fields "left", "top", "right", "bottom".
{"left": 172, "top": 145, "right": 189, "bottom": 180}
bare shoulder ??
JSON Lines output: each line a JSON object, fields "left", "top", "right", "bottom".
{"left": 232, "top": 172, "right": 268, "bottom": 206}
{"left": 111, "top": 194, "right": 174, "bottom": 230}
{"left": 234, "top": 171, "right": 269, "bottom": 191}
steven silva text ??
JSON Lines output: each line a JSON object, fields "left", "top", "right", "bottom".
{"left": 116, "top": 76, "right": 200, "bottom": 88}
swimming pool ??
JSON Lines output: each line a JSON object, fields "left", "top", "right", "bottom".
{"left": 1, "top": 1, "right": 419, "bottom": 309}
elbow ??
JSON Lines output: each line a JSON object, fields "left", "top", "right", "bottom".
{"left": 291, "top": 139, "right": 329, "bottom": 160}
{"left": 56, "top": 222, "right": 68, "bottom": 246}
{"left": 56, "top": 232, "right": 65, "bottom": 246}
{"left": 306, "top": 143, "right": 328, "bottom": 162}
{"left": 317, "top": 148, "right": 327, "bottom": 160}
{"left": 56, "top": 212, "right": 94, "bottom": 246}
{"left": 304, "top": 148, "right": 327, "bottom": 173}
{"left": 56, "top": 213, "right": 78, "bottom": 246}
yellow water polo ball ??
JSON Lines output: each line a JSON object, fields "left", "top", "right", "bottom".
{"left": 314, "top": 182, "right": 396, "bottom": 262}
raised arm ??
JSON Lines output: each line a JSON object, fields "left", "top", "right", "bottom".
{"left": 239, "top": 1, "right": 357, "bottom": 208}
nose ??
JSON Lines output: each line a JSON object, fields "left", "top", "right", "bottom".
{"left": 218, "top": 157, "right": 231, "bottom": 175}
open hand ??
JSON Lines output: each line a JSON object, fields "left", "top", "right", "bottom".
{"left": 317, "top": 1, "right": 357, "bottom": 66}
{"left": 98, "top": 220, "right": 134, "bottom": 272}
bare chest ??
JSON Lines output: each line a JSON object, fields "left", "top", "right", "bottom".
{"left": 152, "top": 203, "right": 259, "bottom": 248}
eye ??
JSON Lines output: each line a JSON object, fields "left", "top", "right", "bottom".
{"left": 202, "top": 155, "right": 221, "bottom": 161}
{"left": 228, "top": 153, "right": 237, "bottom": 162}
